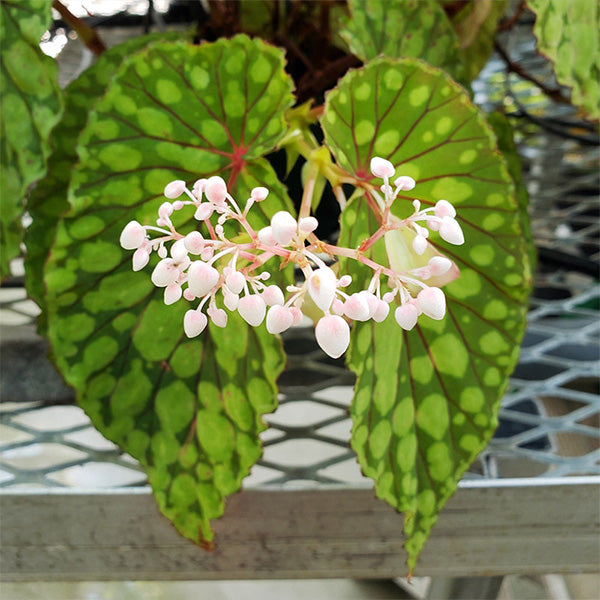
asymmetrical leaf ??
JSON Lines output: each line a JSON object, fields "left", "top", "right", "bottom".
{"left": 26, "top": 32, "right": 183, "bottom": 313}
{"left": 338, "top": 0, "right": 466, "bottom": 84}
{"left": 322, "top": 58, "right": 531, "bottom": 571}
{"left": 528, "top": 0, "right": 599, "bottom": 120}
{"left": 44, "top": 35, "right": 295, "bottom": 546}
{"left": 0, "top": 0, "right": 63, "bottom": 278}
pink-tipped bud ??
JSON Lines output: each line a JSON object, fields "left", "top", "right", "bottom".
{"left": 435, "top": 199, "right": 456, "bottom": 218}
{"left": 370, "top": 157, "right": 395, "bottom": 179}
{"left": 192, "top": 178, "right": 206, "bottom": 199}
{"left": 258, "top": 226, "right": 276, "bottom": 246}
{"left": 151, "top": 259, "right": 179, "bottom": 287}
{"left": 308, "top": 266, "right": 337, "bottom": 311}
{"left": 298, "top": 216, "right": 318, "bottom": 234}
{"left": 382, "top": 291, "right": 396, "bottom": 303}
{"left": 187, "top": 261, "right": 220, "bottom": 297}
{"left": 194, "top": 203, "right": 214, "bottom": 221}
{"left": 251, "top": 186, "right": 269, "bottom": 201}
{"left": 266, "top": 305, "right": 294, "bottom": 334}
{"left": 184, "top": 231, "right": 204, "bottom": 255}
{"left": 170, "top": 239, "right": 188, "bottom": 263}
{"left": 158, "top": 202, "right": 174, "bottom": 220}
{"left": 395, "top": 303, "right": 419, "bottom": 330}
{"left": 439, "top": 217, "right": 464, "bottom": 245}
{"left": 158, "top": 245, "right": 168, "bottom": 259}
{"left": 344, "top": 293, "right": 370, "bottom": 321}
{"left": 270, "top": 211, "right": 298, "bottom": 246}
{"left": 412, "top": 234, "right": 428, "bottom": 255}
{"left": 332, "top": 298, "right": 345, "bottom": 316}
{"left": 338, "top": 275, "right": 352, "bottom": 287}
{"left": 132, "top": 247, "right": 150, "bottom": 271}
{"left": 164, "top": 180, "right": 186, "bottom": 199}
{"left": 416, "top": 287, "right": 446, "bottom": 320}
{"left": 223, "top": 288, "right": 239, "bottom": 311}
{"left": 209, "top": 307, "right": 228, "bottom": 328}
{"left": 226, "top": 271, "right": 245, "bottom": 295}
{"left": 315, "top": 315, "right": 350, "bottom": 359}
{"left": 200, "top": 246, "right": 214, "bottom": 261}
{"left": 120, "top": 220, "right": 146, "bottom": 250}
{"left": 204, "top": 176, "right": 227, "bottom": 204}
{"left": 290, "top": 306, "right": 303, "bottom": 326}
{"left": 428, "top": 256, "right": 452, "bottom": 276}
{"left": 183, "top": 288, "right": 196, "bottom": 301}
{"left": 427, "top": 218, "right": 441, "bottom": 231}
{"left": 359, "top": 291, "right": 380, "bottom": 318}
{"left": 237, "top": 295, "right": 266, "bottom": 327}
{"left": 261, "top": 285, "right": 285, "bottom": 306}
{"left": 164, "top": 283, "right": 182, "bottom": 305}
{"left": 373, "top": 299, "right": 390, "bottom": 323}
{"left": 184, "top": 309, "right": 208, "bottom": 338}
{"left": 394, "top": 175, "right": 416, "bottom": 191}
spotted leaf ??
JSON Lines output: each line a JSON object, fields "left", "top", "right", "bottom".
{"left": 44, "top": 35, "right": 294, "bottom": 546}
{"left": 322, "top": 58, "right": 532, "bottom": 572}
{"left": 0, "top": 0, "right": 63, "bottom": 278}
{"left": 528, "top": 0, "right": 599, "bottom": 120}
{"left": 338, "top": 0, "right": 466, "bottom": 84}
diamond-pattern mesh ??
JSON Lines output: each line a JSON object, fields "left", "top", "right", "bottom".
{"left": 0, "top": 18, "right": 598, "bottom": 491}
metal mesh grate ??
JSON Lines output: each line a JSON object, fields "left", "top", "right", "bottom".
{"left": 0, "top": 18, "right": 598, "bottom": 491}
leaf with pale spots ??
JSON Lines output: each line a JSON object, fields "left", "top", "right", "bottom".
{"left": 337, "top": 0, "right": 466, "bottom": 84}
{"left": 26, "top": 32, "right": 183, "bottom": 319}
{"left": 44, "top": 35, "right": 295, "bottom": 547}
{"left": 528, "top": 0, "right": 599, "bottom": 120}
{"left": 322, "top": 58, "right": 532, "bottom": 572}
{"left": 0, "top": 0, "right": 63, "bottom": 278}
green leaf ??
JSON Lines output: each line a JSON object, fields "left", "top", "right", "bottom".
{"left": 451, "top": 0, "right": 507, "bottom": 81}
{"left": 44, "top": 35, "right": 294, "bottom": 546}
{"left": 0, "top": 0, "right": 63, "bottom": 278}
{"left": 322, "top": 58, "right": 532, "bottom": 572}
{"left": 528, "top": 0, "right": 600, "bottom": 121}
{"left": 26, "top": 32, "right": 182, "bottom": 316}
{"left": 338, "top": 0, "right": 466, "bottom": 84}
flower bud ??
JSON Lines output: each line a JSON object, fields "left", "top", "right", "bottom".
{"left": 428, "top": 256, "right": 452, "bottom": 276}
{"left": 308, "top": 266, "right": 337, "bottom": 311}
{"left": 298, "top": 216, "right": 318, "bottom": 234}
{"left": 266, "top": 305, "right": 294, "bottom": 334}
{"left": 120, "top": 220, "right": 146, "bottom": 250}
{"left": 237, "top": 295, "right": 266, "bottom": 327}
{"left": 187, "top": 261, "right": 220, "bottom": 297}
{"left": 315, "top": 315, "right": 350, "bottom": 359}
{"left": 158, "top": 202, "right": 174, "bottom": 220}
{"left": 394, "top": 175, "right": 416, "bottom": 191}
{"left": 344, "top": 293, "right": 370, "bottom": 321}
{"left": 251, "top": 186, "right": 269, "bottom": 201}
{"left": 209, "top": 307, "right": 227, "bottom": 328}
{"left": 412, "top": 234, "right": 428, "bottom": 255}
{"left": 170, "top": 239, "right": 188, "bottom": 262}
{"left": 184, "top": 309, "right": 208, "bottom": 337}
{"left": 164, "top": 283, "right": 182, "bottom": 305}
{"left": 194, "top": 203, "right": 214, "bottom": 221}
{"left": 151, "top": 259, "right": 179, "bottom": 287}
{"left": 226, "top": 271, "right": 245, "bottom": 295}
{"left": 184, "top": 231, "right": 204, "bottom": 255}
{"left": 164, "top": 180, "right": 186, "bottom": 199}
{"left": 373, "top": 299, "right": 390, "bottom": 323}
{"left": 395, "top": 303, "right": 419, "bottom": 330}
{"left": 290, "top": 306, "right": 304, "bottom": 326}
{"left": 435, "top": 199, "right": 456, "bottom": 218}
{"left": 439, "top": 216, "right": 464, "bottom": 245}
{"left": 416, "top": 287, "right": 446, "bottom": 320}
{"left": 132, "top": 247, "right": 150, "bottom": 271}
{"left": 258, "top": 226, "right": 276, "bottom": 246}
{"left": 262, "top": 285, "right": 285, "bottom": 306}
{"left": 204, "top": 176, "right": 227, "bottom": 204}
{"left": 270, "top": 211, "right": 298, "bottom": 246}
{"left": 223, "top": 288, "right": 239, "bottom": 311}
{"left": 192, "top": 178, "right": 206, "bottom": 198}
{"left": 370, "top": 157, "right": 395, "bottom": 179}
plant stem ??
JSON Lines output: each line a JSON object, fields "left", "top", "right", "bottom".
{"left": 52, "top": 0, "right": 106, "bottom": 56}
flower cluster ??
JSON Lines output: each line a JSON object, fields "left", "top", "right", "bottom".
{"left": 119, "top": 157, "right": 464, "bottom": 358}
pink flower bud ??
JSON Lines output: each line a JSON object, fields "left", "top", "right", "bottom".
{"left": 427, "top": 218, "right": 441, "bottom": 231}
{"left": 290, "top": 306, "right": 303, "bottom": 326}
{"left": 200, "top": 246, "right": 214, "bottom": 261}
{"left": 435, "top": 199, "right": 456, "bottom": 218}
{"left": 187, "top": 261, "right": 220, "bottom": 297}
{"left": 308, "top": 266, "right": 337, "bottom": 311}
{"left": 266, "top": 305, "right": 294, "bottom": 334}
{"left": 382, "top": 291, "right": 395, "bottom": 303}
{"left": 237, "top": 295, "right": 266, "bottom": 327}
{"left": 204, "top": 176, "right": 227, "bottom": 204}
{"left": 120, "top": 220, "right": 146, "bottom": 250}
{"left": 159, "top": 202, "right": 174, "bottom": 220}
{"left": 164, "top": 283, "right": 182, "bottom": 305}
{"left": 344, "top": 293, "right": 370, "bottom": 321}
{"left": 261, "top": 285, "right": 285, "bottom": 306}
{"left": 394, "top": 175, "right": 416, "bottom": 191}
{"left": 223, "top": 288, "right": 239, "bottom": 311}
{"left": 157, "top": 245, "right": 168, "bottom": 259}
{"left": 151, "top": 258, "right": 179, "bottom": 287}
{"left": 170, "top": 239, "right": 188, "bottom": 262}
{"left": 184, "top": 231, "right": 204, "bottom": 255}
{"left": 332, "top": 298, "right": 345, "bottom": 315}
{"left": 373, "top": 299, "right": 390, "bottom": 323}
{"left": 416, "top": 287, "right": 446, "bottom": 320}
{"left": 164, "top": 180, "right": 186, "bottom": 199}
{"left": 439, "top": 216, "right": 464, "bottom": 245}
{"left": 370, "top": 157, "right": 395, "bottom": 179}
{"left": 412, "top": 234, "right": 428, "bottom": 255}
{"left": 132, "top": 247, "right": 150, "bottom": 271}
{"left": 338, "top": 275, "right": 352, "bottom": 287}
{"left": 359, "top": 291, "right": 380, "bottom": 318}
{"left": 428, "top": 256, "right": 452, "bottom": 276}
{"left": 172, "top": 200, "right": 184, "bottom": 210}
{"left": 270, "top": 211, "right": 298, "bottom": 246}
{"left": 226, "top": 271, "right": 245, "bottom": 295}
{"left": 192, "top": 178, "right": 206, "bottom": 198}
{"left": 395, "top": 303, "right": 419, "bottom": 330}
{"left": 258, "top": 226, "right": 276, "bottom": 246}
{"left": 315, "top": 315, "right": 350, "bottom": 359}
{"left": 251, "top": 186, "right": 269, "bottom": 201}
{"left": 183, "top": 288, "right": 196, "bottom": 301}
{"left": 184, "top": 309, "right": 208, "bottom": 337}
{"left": 194, "top": 203, "right": 214, "bottom": 221}
{"left": 298, "top": 216, "right": 318, "bottom": 234}
{"left": 209, "top": 307, "right": 227, "bottom": 328}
